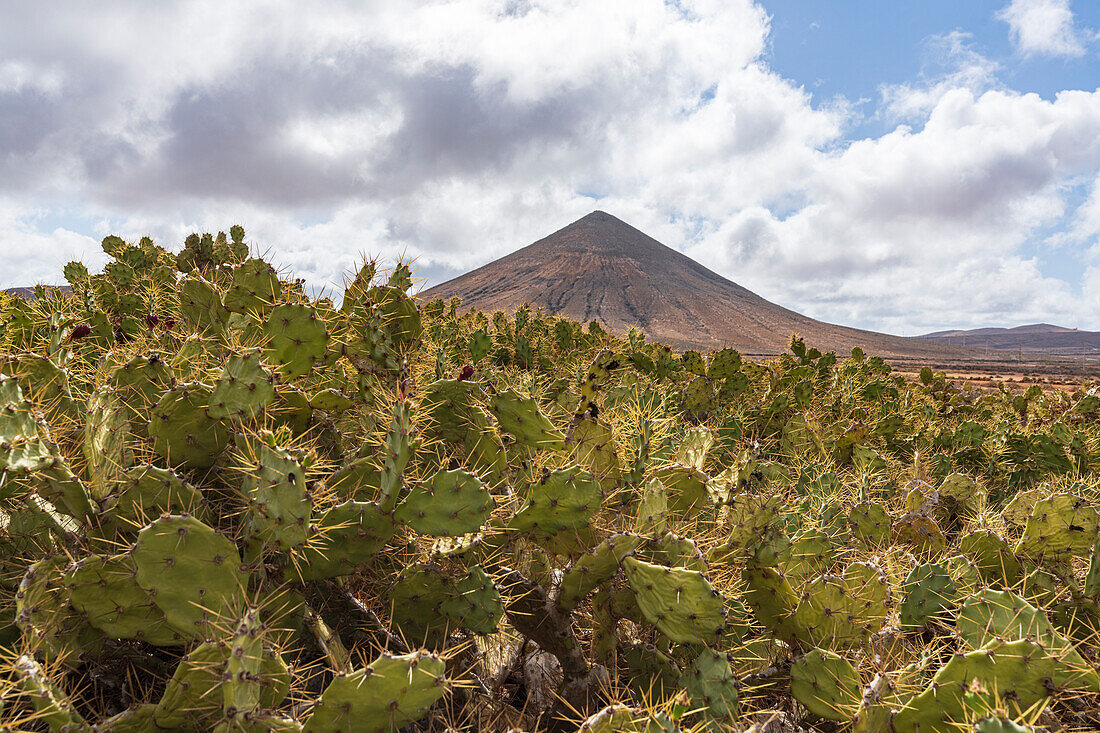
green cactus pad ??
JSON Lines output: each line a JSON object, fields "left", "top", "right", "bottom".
{"left": 622, "top": 556, "right": 726, "bottom": 644}
{"left": 743, "top": 564, "right": 799, "bottom": 641}
{"left": 653, "top": 465, "right": 709, "bottom": 516}
{"left": 793, "top": 562, "right": 889, "bottom": 650}
{"left": 298, "top": 501, "right": 395, "bottom": 580}
{"left": 893, "top": 639, "right": 1100, "bottom": 733}
{"left": 394, "top": 468, "right": 494, "bottom": 537}
{"left": 957, "top": 589, "right": 1087, "bottom": 669}
{"left": 634, "top": 477, "right": 669, "bottom": 535}
{"left": 17, "top": 556, "right": 105, "bottom": 660}
{"left": 1015, "top": 493, "right": 1099, "bottom": 560}
{"left": 388, "top": 564, "right": 450, "bottom": 648}
{"left": 974, "top": 717, "right": 1032, "bottom": 733}
{"left": 942, "top": 554, "right": 983, "bottom": 595}
{"left": 0, "top": 375, "right": 55, "bottom": 473}
{"left": 109, "top": 464, "right": 205, "bottom": 526}
{"left": 180, "top": 275, "right": 228, "bottom": 335}
{"left": 469, "top": 329, "right": 491, "bottom": 363}
{"left": 959, "top": 530, "right": 1022, "bottom": 588}
{"left": 790, "top": 648, "right": 862, "bottom": 721}
{"left": 439, "top": 564, "right": 503, "bottom": 635}
{"left": 14, "top": 655, "right": 89, "bottom": 732}
{"left": 892, "top": 512, "right": 946, "bottom": 553}
{"left": 488, "top": 388, "right": 566, "bottom": 450}
{"left": 84, "top": 388, "right": 130, "bottom": 498}
{"left": 209, "top": 350, "right": 276, "bottom": 421}
{"left": 303, "top": 651, "right": 446, "bottom": 733}
{"left": 899, "top": 563, "right": 958, "bottom": 631}
{"left": 557, "top": 534, "right": 644, "bottom": 612}
{"left": 680, "top": 647, "right": 738, "bottom": 723}
{"left": 510, "top": 465, "right": 601, "bottom": 535}
{"left": 96, "top": 704, "right": 160, "bottom": 732}
{"left": 222, "top": 610, "right": 273, "bottom": 723}
{"left": 779, "top": 528, "right": 835, "bottom": 587}
{"left": 1002, "top": 489, "right": 1044, "bottom": 529}
{"left": 133, "top": 515, "right": 248, "bottom": 638}
{"left": 148, "top": 382, "right": 230, "bottom": 469}
{"left": 939, "top": 473, "right": 983, "bottom": 506}
{"left": 720, "top": 492, "right": 782, "bottom": 554}
{"left": 109, "top": 353, "right": 173, "bottom": 432}
{"left": 650, "top": 532, "right": 706, "bottom": 571}
{"left": 848, "top": 501, "right": 891, "bottom": 547}
{"left": 237, "top": 436, "right": 312, "bottom": 550}
{"left": 707, "top": 348, "right": 742, "bottom": 381}
{"left": 309, "top": 388, "right": 353, "bottom": 413}
{"left": 673, "top": 427, "right": 713, "bottom": 470}
{"left": 64, "top": 554, "right": 180, "bottom": 646}
{"left": 155, "top": 642, "right": 226, "bottom": 729}
{"left": 578, "top": 349, "right": 623, "bottom": 402}
{"left": 263, "top": 303, "right": 330, "bottom": 378}
{"left": 225, "top": 258, "right": 281, "bottom": 316}
{"left": 568, "top": 416, "right": 621, "bottom": 489}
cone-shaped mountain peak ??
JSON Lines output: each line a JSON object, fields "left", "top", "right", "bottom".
{"left": 421, "top": 211, "right": 962, "bottom": 358}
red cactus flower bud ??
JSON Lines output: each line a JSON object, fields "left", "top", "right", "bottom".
{"left": 70, "top": 323, "right": 92, "bottom": 340}
{"left": 163, "top": 317, "right": 176, "bottom": 331}
{"left": 145, "top": 312, "right": 159, "bottom": 329}
{"left": 458, "top": 364, "right": 474, "bottom": 382}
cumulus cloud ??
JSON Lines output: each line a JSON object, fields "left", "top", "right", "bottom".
{"left": 879, "top": 32, "right": 1001, "bottom": 121}
{"left": 997, "top": 0, "right": 1088, "bottom": 58}
{"left": 1, "top": 0, "right": 1100, "bottom": 335}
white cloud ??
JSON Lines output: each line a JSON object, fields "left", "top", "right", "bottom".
{"left": 997, "top": 0, "right": 1088, "bottom": 58}
{"left": 1, "top": 0, "right": 1100, "bottom": 335}
{"left": 879, "top": 32, "right": 1001, "bottom": 121}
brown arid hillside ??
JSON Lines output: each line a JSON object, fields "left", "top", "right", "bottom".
{"left": 918, "top": 323, "right": 1100, "bottom": 355}
{"left": 421, "top": 210, "right": 973, "bottom": 360}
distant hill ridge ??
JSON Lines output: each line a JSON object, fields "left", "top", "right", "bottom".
{"left": 421, "top": 210, "right": 968, "bottom": 358}
{"left": 917, "top": 323, "right": 1100, "bottom": 354}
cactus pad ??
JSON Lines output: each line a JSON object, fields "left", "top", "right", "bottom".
{"left": 899, "top": 563, "right": 957, "bottom": 631}
{"left": 225, "top": 258, "right": 281, "bottom": 316}
{"left": 622, "top": 556, "right": 725, "bottom": 644}
{"left": 848, "top": 501, "right": 890, "bottom": 547}
{"left": 303, "top": 651, "right": 446, "bottom": 733}
{"left": 679, "top": 648, "right": 738, "bottom": 723}
{"left": 64, "top": 554, "right": 180, "bottom": 646}
{"left": 209, "top": 350, "right": 276, "bottom": 421}
{"left": 298, "top": 501, "right": 395, "bottom": 580}
{"left": 109, "top": 464, "right": 205, "bottom": 526}
{"left": 510, "top": 466, "right": 601, "bottom": 535}
{"left": 263, "top": 303, "right": 330, "bottom": 378}
{"left": 557, "top": 534, "right": 644, "bottom": 612}
{"left": 148, "top": 382, "right": 230, "bottom": 469}
{"left": 0, "top": 375, "right": 55, "bottom": 473}
{"left": 488, "top": 388, "right": 566, "bottom": 450}
{"left": 1015, "top": 493, "right": 1099, "bottom": 560}
{"left": 133, "top": 515, "right": 248, "bottom": 638}
{"left": 237, "top": 437, "right": 312, "bottom": 550}
{"left": 790, "top": 648, "right": 862, "bottom": 721}
{"left": 394, "top": 468, "right": 493, "bottom": 537}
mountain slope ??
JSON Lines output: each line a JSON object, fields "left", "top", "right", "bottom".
{"left": 917, "top": 323, "right": 1100, "bottom": 354}
{"left": 420, "top": 211, "right": 967, "bottom": 358}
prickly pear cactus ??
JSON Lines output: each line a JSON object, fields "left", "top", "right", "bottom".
{"left": 5, "top": 228, "right": 1100, "bottom": 732}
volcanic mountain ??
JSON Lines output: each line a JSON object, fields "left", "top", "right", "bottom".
{"left": 420, "top": 211, "right": 968, "bottom": 359}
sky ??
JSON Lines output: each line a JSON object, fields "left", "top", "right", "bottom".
{"left": 1, "top": 0, "right": 1100, "bottom": 336}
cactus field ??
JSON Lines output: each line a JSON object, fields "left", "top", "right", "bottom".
{"left": 4, "top": 229, "right": 1100, "bottom": 732}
